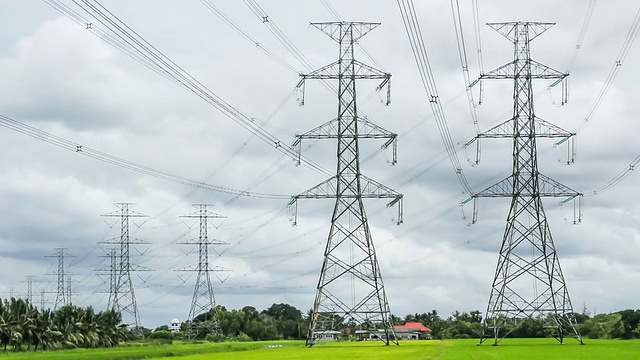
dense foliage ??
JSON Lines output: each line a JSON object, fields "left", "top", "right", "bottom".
{"left": 0, "top": 297, "right": 127, "bottom": 352}
{"left": 167, "top": 304, "right": 640, "bottom": 342}
{"left": 181, "top": 303, "right": 306, "bottom": 341}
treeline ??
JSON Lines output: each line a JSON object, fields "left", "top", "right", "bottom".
{"left": 153, "top": 304, "right": 640, "bottom": 342}
{"left": 0, "top": 297, "right": 127, "bottom": 352}
{"left": 153, "top": 303, "right": 307, "bottom": 341}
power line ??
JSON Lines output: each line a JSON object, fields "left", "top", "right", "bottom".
{"left": 570, "top": 4, "right": 640, "bottom": 135}
{"left": 43, "top": 0, "right": 331, "bottom": 178}
{"left": 197, "top": 0, "right": 298, "bottom": 73}
{"left": 0, "top": 114, "right": 289, "bottom": 199}
{"left": 397, "top": 0, "right": 474, "bottom": 195}
{"left": 449, "top": 0, "right": 481, "bottom": 139}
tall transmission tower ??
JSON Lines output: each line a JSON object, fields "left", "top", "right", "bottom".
{"left": 177, "top": 204, "right": 229, "bottom": 339}
{"left": 291, "top": 21, "right": 403, "bottom": 347}
{"left": 100, "top": 203, "right": 150, "bottom": 329}
{"left": 468, "top": 22, "right": 583, "bottom": 345}
{"left": 45, "top": 248, "right": 74, "bottom": 310}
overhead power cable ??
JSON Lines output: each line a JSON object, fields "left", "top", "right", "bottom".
{"left": 0, "top": 114, "right": 289, "bottom": 199}
{"left": 566, "top": 0, "right": 597, "bottom": 72}
{"left": 449, "top": 0, "right": 481, "bottom": 135}
{"left": 471, "top": 0, "right": 484, "bottom": 103}
{"left": 592, "top": 153, "right": 640, "bottom": 195}
{"left": 570, "top": 4, "right": 640, "bottom": 135}
{"left": 43, "top": 0, "right": 331, "bottom": 178}
{"left": 197, "top": 0, "right": 298, "bottom": 73}
{"left": 397, "top": 0, "right": 474, "bottom": 195}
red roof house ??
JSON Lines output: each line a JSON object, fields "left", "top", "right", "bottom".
{"left": 393, "top": 322, "right": 432, "bottom": 340}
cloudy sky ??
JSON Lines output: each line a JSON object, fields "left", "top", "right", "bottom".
{"left": 0, "top": 0, "right": 639, "bottom": 329}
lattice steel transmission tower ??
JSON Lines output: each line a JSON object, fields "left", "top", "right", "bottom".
{"left": 177, "top": 204, "right": 229, "bottom": 339}
{"left": 45, "top": 248, "right": 74, "bottom": 310}
{"left": 466, "top": 22, "right": 583, "bottom": 345}
{"left": 291, "top": 21, "right": 402, "bottom": 346}
{"left": 95, "top": 248, "right": 119, "bottom": 311}
{"left": 100, "top": 203, "right": 150, "bottom": 328}
{"left": 20, "top": 275, "right": 35, "bottom": 304}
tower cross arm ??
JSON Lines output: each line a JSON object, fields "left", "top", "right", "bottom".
{"left": 177, "top": 265, "right": 231, "bottom": 272}
{"left": 296, "top": 117, "right": 397, "bottom": 140}
{"left": 476, "top": 116, "right": 575, "bottom": 138}
{"left": 481, "top": 60, "right": 567, "bottom": 80}
{"left": 310, "top": 21, "right": 381, "bottom": 42}
{"left": 292, "top": 174, "right": 402, "bottom": 200}
{"left": 470, "top": 173, "right": 581, "bottom": 199}
{"left": 487, "top": 22, "right": 555, "bottom": 42}
{"left": 300, "top": 60, "right": 390, "bottom": 80}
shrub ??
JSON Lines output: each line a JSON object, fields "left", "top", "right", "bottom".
{"left": 149, "top": 330, "right": 174, "bottom": 340}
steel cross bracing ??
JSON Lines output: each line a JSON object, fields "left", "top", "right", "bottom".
{"left": 469, "top": 22, "right": 583, "bottom": 345}
{"left": 100, "top": 203, "right": 151, "bottom": 329}
{"left": 177, "top": 204, "right": 230, "bottom": 339}
{"left": 291, "top": 21, "right": 402, "bottom": 347}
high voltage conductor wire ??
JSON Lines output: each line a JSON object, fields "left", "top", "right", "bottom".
{"left": 44, "top": 0, "right": 331, "bottom": 178}
{"left": 197, "top": 0, "right": 299, "bottom": 74}
{"left": 0, "top": 114, "right": 288, "bottom": 199}
{"left": 591, "top": 153, "right": 640, "bottom": 195}
{"left": 398, "top": 0, "right": 474, "bottom": 195}
{"left": 570, "top": 3, "right": 640, "bottom": 135}
{"left": 565, "top": 0, "right": 597, "bottom": 73}
{"left": 449, "top": 0, "right": 481, "bottom": 136}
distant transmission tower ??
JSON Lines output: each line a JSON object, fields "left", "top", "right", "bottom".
{"left": 469, "top": 22, "right": 583, "bottom": 345}
{"left": 40, "top": 288, "right": 46, "bottom": 310}
{"left": 100, "top": 203, "right": 150, "bottom": 328}
{"left": 292, "top": 21, "right": 402, "bottom": 346}
{"left": 66, "top": 274, "right": 75, "bottom": 305}
{"left": 46, "top": 248, "right": 74, "bottom": 310}
{"left": 20, "top": 275, "right": 35, "bottom": 304}
{"left": 95, "top": 248, "right": 119, "bottom": 311}
{"left": 177, "top": 204, "right": 229, "bottom": 339}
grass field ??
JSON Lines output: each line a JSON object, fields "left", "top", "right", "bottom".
{"left": 0, "top": 338, "right": 639, "bottom": 359}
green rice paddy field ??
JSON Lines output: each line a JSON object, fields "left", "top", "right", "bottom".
{"left": 1, "top": 338, "right": 639, "bottom": 359}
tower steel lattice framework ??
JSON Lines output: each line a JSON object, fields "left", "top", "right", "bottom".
{"left": 20, "top": 275, "right": 35, "bottom": 305}
{"left": 177, "top": 204, "right": 229, "bottom": 339}
{"left": 46, "top": 248, "right": 74, "bottom": 310}
{"left": 291, "top": 21, "right": 403, "bottom": 347}
{"left": 467, "top": 22, "right": 583, "bottom": 345}
{"left": 95, "top": 248, "right": 119, "bottom": 311}
{"left": 100, "top": 203, "right": 150, "bottom": 329}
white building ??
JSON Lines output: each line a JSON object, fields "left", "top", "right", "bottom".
{"left": 169, "top": 318, "right": 181, "bottom": 333}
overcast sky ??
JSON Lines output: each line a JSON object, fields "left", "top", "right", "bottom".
{"left": 0, "top": 0, "right": 639, "bottom": 329}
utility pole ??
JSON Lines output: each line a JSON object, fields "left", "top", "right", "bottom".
{"left": 468, "top": 22, "right": 583, "bottom": 345}
{"left": 45, "top": 248, "right": 74, "bottom": 310}
{"left": 291, "top": 21, "right": 402, "bottom": 346}
{"left": 100, "top": 203, "right": 150, "bottom": 329}
{"left": 177, "top": 204, "right": 229, "bottom": 339}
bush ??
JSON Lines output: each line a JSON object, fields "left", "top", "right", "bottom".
{"left": 206, "top": 333, "right": 226, "bottom": 343}
{"left": 149, "top": 330, "right": 174, "bottom": 340}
